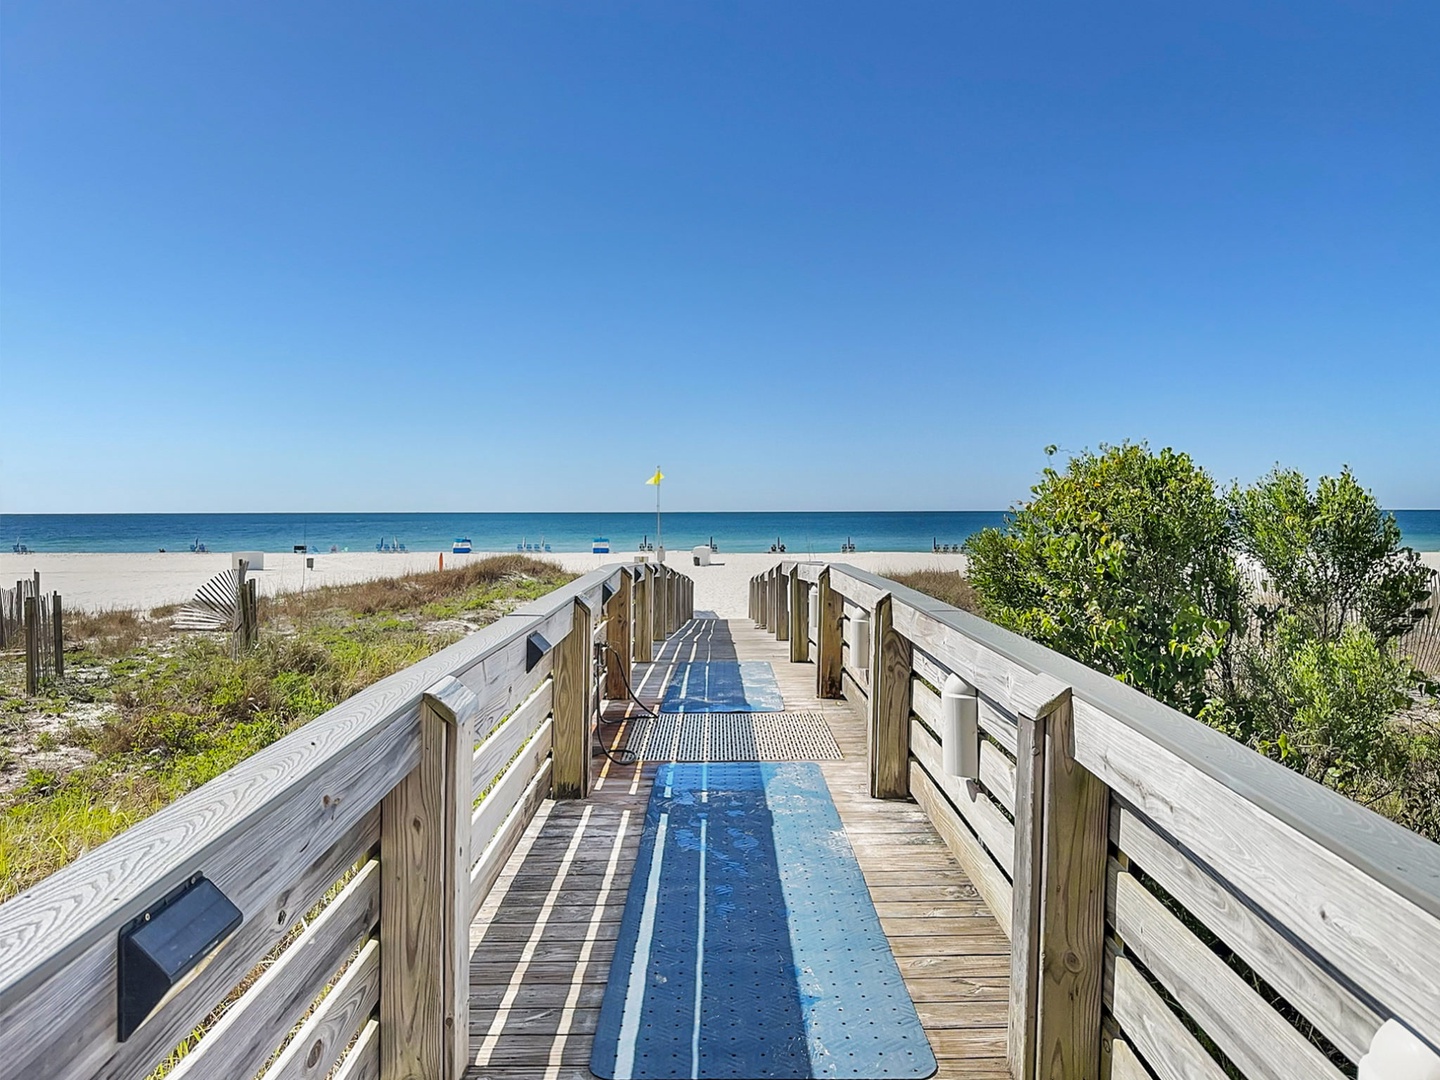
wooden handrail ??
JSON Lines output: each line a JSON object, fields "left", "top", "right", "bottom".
{"left": 0, "top": 561, "right": 662, "bottom": 1080}
{"left": 753, "top": 559, "right": 1440, "bottom": 1071}
{"left": 817, "top": 562, "right": 1440, "bottom": 918}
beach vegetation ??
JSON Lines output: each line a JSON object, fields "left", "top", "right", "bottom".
{"left": 963, "top": 442, "right": 1242, "bottom": 719}
{"left": 960, "top": 443, "right": 1439, "bottom": 842}
{"left": 0, "top": 555, "right": 573, "bottom": 899}
{"left": 1229, "top": 465, "right": 1431, "bottom": 644}
{"left": 883, "top": 568, "right": 983, "bottom": 615}
{"left": 1219, "top": 467, "right": 1438, "bottom": 835}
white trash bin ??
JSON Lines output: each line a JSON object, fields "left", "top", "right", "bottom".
{"left": 692, "top": 545, "right": 712, "bottom": 566}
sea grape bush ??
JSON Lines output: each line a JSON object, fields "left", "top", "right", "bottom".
{"left": 965, "top": 443, "right": 1438, "bottom": 839}
{"left": 1230, "top": 466, "right": 1430, "bottom": 643}
{"left": 963, "top": 443, "right": 1241, "bottom": 720}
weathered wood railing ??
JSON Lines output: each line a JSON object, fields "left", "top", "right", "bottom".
{"left": 752, "top": 560, "right": 1440, "bottom": 1079}
{"left": 0, "top": 561, "right": 693, "bottom": 1080}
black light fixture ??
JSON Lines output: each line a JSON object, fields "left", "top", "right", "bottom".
{"left": 526, "top": 631, "right": 552, "bottom": 672}
{"left": 117, "top": 875, "right": 242, "bottom": 1041}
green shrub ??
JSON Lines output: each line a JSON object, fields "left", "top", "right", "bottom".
{"left": 1230, "top": 466, "right": 1431, "bottom": 643}
{"left": 964, "top": 442, "right": 1241, "bottom": 717}
{"left": 966, "top": 445, "right": 1438, "bottom": 842}
{"left": 1236, "top": 619, "right": 1412, "bottom": 786}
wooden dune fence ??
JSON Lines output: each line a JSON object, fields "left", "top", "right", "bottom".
{"left": 0, "top": 572, "right": 64, "bottom": 694}
{"left": 754, "top": 559, "right": 1440, "bottom": 1080}
{"left": 1399, "top": 568, "right": 1440, "bottom": 676}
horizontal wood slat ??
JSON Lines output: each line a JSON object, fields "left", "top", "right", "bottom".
{"left": 1109, "top": 863, "right": 1345, "bottom": 1080}
{"left": 331, "top": 1018, "right": 379, "bottom": 1080}
{"left": 471, "top": 719, "right": 553, "bottom": 857}
{"left": 1074, "top": 697, "right": 1440, "bottom": 1048}
{"left": 472, "top": 678, "right": 553, "bottom": 791}
{"left": 1107, "top": 1037, "right": 1154, "bottom": 1080}
{"left": 1112, "top": 803, "right": 1380, "bottom": 1062}
{"left": 911, "top": 720, "right": 1014, "bottom": 876}
{"left": 470, "top": 758, "right": 554, "bottom": 920}
{"left": 841, "top": 662, "right": 869, "bottom": 703}
{"left": 261, "top": 937, "right": 380, "bottom": 1080}
{"left": 910, "top": 762, "right": 1013, "bottom": 939}
{"left": 171, "top": 860, "right": 381, "bottom": 1080}
{"left": 1108, "top": 951, "right": 1227, "bottom": 1080}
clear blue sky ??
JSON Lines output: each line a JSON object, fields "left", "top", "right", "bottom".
{"left": 2, "top": 2, "right": 1436, "bottom": 513}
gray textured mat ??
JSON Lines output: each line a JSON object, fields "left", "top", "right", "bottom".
{"left": 617, "top": 711, "right": 843, "bottom": 762}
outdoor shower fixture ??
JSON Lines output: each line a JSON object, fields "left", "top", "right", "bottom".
{"left": 941, "top": 673, "right": 979, "bottom": 780}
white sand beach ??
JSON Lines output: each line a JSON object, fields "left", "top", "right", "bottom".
{"left": 3, "top": 549, "right": 1436, "bottom": 621}
{"left": 0, "top": 549, "right": 976, "bottom": 620}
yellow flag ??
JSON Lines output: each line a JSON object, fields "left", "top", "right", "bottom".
{"left": 646, "top": 468, "right": 664, "bottom": 486}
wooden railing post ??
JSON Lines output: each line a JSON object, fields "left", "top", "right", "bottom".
{"left": 380, "top": 676, "right": 475, "bottom": 1080}
{"left": 758, "top": 571, "right": 768, "bottom": 628}
{"left": 659, "top": 567, "right": 671, "bottom": 639}
{"left": 553, "top": 597, "right": 594, "bottom": 798}
{"left": 51, "top": 594, "right": 63, "bottom": 680}
{"left": 867, "top": 594, "right": 912, "bottom": 798}
{"left": 667, "top": 566, "right": 677, "bottom": 633}
{"left": 605, "top": 571, "right": 632, "bottom": 701}
{"left": 634, "top": 565, "right": 653, "bottom": 664}
{"left": 789, "top": 566, "right": 808, "bottom": 663}
{"left": 815, "top": 568, "right": 843, "bottom": 698}
{"left": 1010, "top": 706, "right": 1048, "bottom": 1080}
{"left": 1009, "top": 690, "right": 1107, "bottom": 1080}
{"left": 23, "top": 595, "right": 38, "bottom": 695}
{"left": 774, "top": 566, "right": 790, "bottom": 642}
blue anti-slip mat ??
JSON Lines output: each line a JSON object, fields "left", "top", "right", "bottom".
{"left": 591, "top": 763, "right": 937, "bottom": 1080}
{"left": 660, "top": 662, "right": 785, "bottom": 713}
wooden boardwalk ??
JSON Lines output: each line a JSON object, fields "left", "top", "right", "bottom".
{"left": 465, "top": 617, "right": 1011, "bottom": 1080}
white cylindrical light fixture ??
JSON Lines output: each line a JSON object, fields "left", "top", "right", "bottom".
{"left": 851, "top": 608, "right": 871, "bottom": 671}
{"left": 942, "top": 673, "right": 979, "bottom": 779}
{"left": 1358, "top": 1020, "right": 1440, "bottom": 1080}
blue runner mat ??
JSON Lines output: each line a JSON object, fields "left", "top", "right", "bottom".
{"left": 591, "top": 763, "right": 936, "bottom": 1079}
{"left": 660, "top": 662, "right": 785, "bottom": 713}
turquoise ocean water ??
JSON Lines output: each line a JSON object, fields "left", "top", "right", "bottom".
{"left": 3, "top": 510, "right": 1438, "bottom": 554}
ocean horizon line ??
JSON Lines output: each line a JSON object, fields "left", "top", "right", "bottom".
{"left": 2, "top": 509, "right": 1438, "bottom": 556}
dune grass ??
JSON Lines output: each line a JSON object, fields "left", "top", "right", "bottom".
{"left": 0, "top": 555, "right": 573, "bottom": 900}
{"left": 883, "top": 568, "right": 984, "bottom": 615}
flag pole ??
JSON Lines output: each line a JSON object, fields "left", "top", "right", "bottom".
{"left": 655, "top": 465, "right": 662, "bottom": 560}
